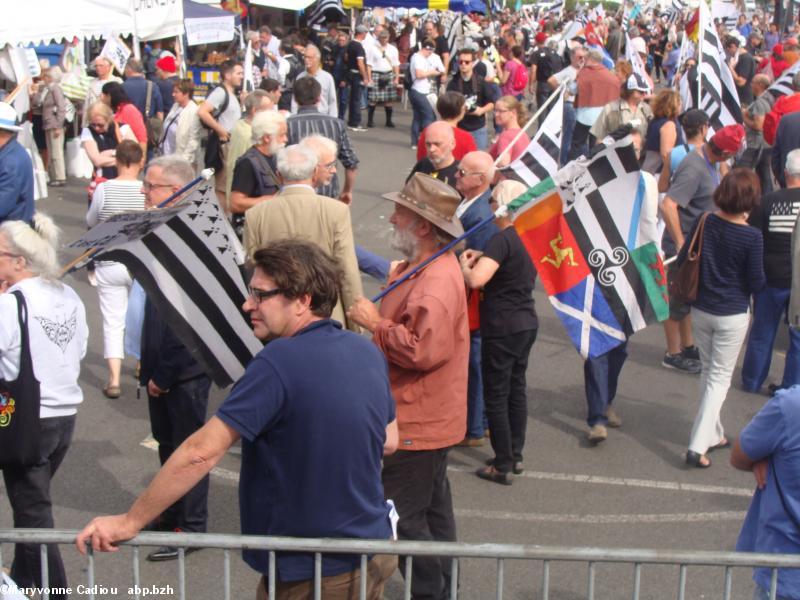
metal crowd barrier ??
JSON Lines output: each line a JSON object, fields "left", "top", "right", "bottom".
{"left": 2, "top": 529, "right": 800, "bottom": 600}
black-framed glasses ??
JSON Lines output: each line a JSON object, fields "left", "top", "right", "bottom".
{"left": 247, "top": 286, "right": 284, "bottom": 303}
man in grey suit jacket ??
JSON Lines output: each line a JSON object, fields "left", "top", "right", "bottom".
{"left": 243, "top": 144, "right": 363, "bottom": 332}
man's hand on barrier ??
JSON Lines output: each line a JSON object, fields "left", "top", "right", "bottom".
{"left": 75, "top": 514, "right": 139, "bottom": 555}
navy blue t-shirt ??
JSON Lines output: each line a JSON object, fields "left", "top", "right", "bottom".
{"left": 216, "top": 319, "right": 395, "bottom": 582}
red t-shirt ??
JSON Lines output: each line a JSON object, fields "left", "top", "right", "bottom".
{"left": 115, "top": 103, "right": 147, "bottom": 143}
{"left": 416, "top": 126, "right": 478, "bottom": 161}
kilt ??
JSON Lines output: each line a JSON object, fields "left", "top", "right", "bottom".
{"left": 368, "top": 72, "right": 399, "bottom": 104}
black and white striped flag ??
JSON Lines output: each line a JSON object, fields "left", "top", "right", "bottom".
{"left": 548, "top": 0, "right": 564, "bottom": 17}
{"left": 665, "top": 0, "right": 685, "bottom": 24}
{"left": 445, "top": 13, "right": 469, "bottom": 58}
{"left": 768, "top": 60, "right": 800, "bottom": 98}
{"left": 695, "top": 1, "right": 742, "bottom": 131}
{"left": 73, "top": 184, "right": 262, "bottom": 387}
{"left": 501, "top": 88, "right": 564, "bottom": 186}
{"left": 307, "top": 0, "right": 346, "bottom": 29}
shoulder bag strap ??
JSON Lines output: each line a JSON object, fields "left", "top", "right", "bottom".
{"left": 688, "top": 212, "right": 709, "bottom": 260}
{"left": 146, "top": 81, "right": 153, "bottom": 118}
{"left": 10, "top": 291, "right": 33, "bottom": 377}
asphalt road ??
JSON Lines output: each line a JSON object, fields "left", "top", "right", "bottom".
{"left": 0, "top": 105, "right": 787, "bottom": 600}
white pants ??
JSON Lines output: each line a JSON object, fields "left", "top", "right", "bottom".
{"left": 688, "top": 308, "right": 750, "bottom": 454}
{"left": 95, "top": 262, "right": 132, "bottom": 360}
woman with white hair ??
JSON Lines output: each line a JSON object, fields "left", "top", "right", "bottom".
{"left": 459, "top": 180, "right": 539, "bottom": 486}
{"left": 0, "top": 213, "right": 88, "bottom": 599}
{"left": 31, "top": 67, "right": 68, "bottom": 187}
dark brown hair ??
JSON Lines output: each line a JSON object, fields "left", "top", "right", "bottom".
{"left": 115, "top": 139, "right": 143, "bottom": 167}
{"left": 173, "top": 78, "right": 194, "bottom": 98}
{"left": 436, "top": 91, "right": 466, "bottom": 120}
{"left": 250, "top": 239, "right": 342, "bottom": 318}
{"left": 713, "top": 168, "right": 761, "bottom": 214}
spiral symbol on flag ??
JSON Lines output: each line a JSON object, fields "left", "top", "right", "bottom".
{"left": 587, "top": 247, "right": 630, "bottom": 286}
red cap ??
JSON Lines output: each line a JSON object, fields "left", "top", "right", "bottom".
{"left": 156, "top": 55, "right": 177, "bottom": 74}
{"left": 535, "top": 31, "right": 548, "bottom": 43}
{"left": 786, "top": 37, "right": 799, "bottom": 46}
{"left": 774, "top": 43, "right": 784, "bottom": 55}
{"left": 710, "top": 124, "right": 745, "bottom": 154}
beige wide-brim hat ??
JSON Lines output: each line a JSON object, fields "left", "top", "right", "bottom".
{"left": 382, "top": 173, "right": 465, "bottom": 239}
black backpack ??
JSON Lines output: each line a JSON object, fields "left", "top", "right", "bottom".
{"left": 284, "top": 54, "right": 304, "bottom": 90}
{"left": 533, "top": 47, "right": 563, "bottom": 82}
{"left": 202, "top": 85, "right": 232, "bottom": 171}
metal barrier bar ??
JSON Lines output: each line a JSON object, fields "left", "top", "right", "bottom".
{"left": 360, "top": 553, "right": 367, "bottom": 600}
{"left": 87, "top": 545, "right": 95, "bottom": 600}
{"left": 678, "top": 564, "right": 687, "bottom": 600}
{"left": 40, "top": 544, "right": 49, "bottom": 600}
{"left": 5, "top": 529, "right": 800, "bottom": 569}
{"left": 587, "top": 560, "right": 595, "bottom": 600}
{"left": 770, "top": 568, "right": 779, "bottom": 599}
{"left": 632, "top": 563, "right": 641, "bottom": 600}
{"left": 403, "top": 555, "right": 412, "bottom": 600}
{"left": 224, "top": 549, "right": 231, "bottom": 600}
{"left": 178, "top": 548, "right": 185, "bottom": 600}
{"left": 541, "top": 560, "right": 550, "bottom": 600}
{"left": 496, "top": 557, "right": 504, "bottom": 600}
{"left": 314, "top": 552, "right": 321, "bottom": 600}
{"left": 723, "top": 565, "right": 732, "bottom": 600}
{"left": 449, "top": 557, "right": 458, "bottom": 600}
{"left": 132, "top": 546, "right": 141, "bottom": 600}
{"left": 268, "top": 550, "right": 276, "bottom": 600}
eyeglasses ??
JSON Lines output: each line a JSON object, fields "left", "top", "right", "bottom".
{"left": 458, "top": 60, "right": 473, "bottom": 65}
{"left": 248, "top": 287, "right": 284, "bottom": 303}
{"left": 456, "top": 168, "right": 485, "bottom": 178}
{"left": 142, "top": 182, "right": 174, "bottom": 191}
{"left": 319, "top": 160, "right": 337, "bottom": 171}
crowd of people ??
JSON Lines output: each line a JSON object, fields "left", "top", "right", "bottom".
{"left": 1, "top": 3, "right": 800, "bottom": 600}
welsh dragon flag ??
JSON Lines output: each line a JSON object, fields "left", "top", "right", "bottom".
{"left": 507, "top": 136, "right": 668, "bottom": 358}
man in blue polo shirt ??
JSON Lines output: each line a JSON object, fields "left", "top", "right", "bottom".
{"left": 732, "top": 386, "right": 800, "bottom": 600}
{"left": 76, "top": 239, "right": 399, "bottom": 599}
{"left": 0, "top": 102, "right": 34, "bottom": 224}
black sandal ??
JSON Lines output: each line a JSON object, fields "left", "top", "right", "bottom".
{"left": 686, "top": 451, "right": 711, "bottom": 468}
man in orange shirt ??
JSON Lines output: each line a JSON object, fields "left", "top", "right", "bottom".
{"left": 348, "top": 173, "right": 470, "bottom": 600}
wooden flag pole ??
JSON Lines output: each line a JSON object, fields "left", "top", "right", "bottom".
{"left": 493, "top": 83, "right": 566, "bottom": 168}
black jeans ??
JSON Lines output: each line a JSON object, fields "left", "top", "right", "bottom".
{"left": 382, "top": 448, "right": 456, "bottom": 600}
{"left": 148, "top": 375, "right": 211, "bottom": 532}
{"left": 2, "top": 415, "right": 75, "bottom": 600}
{"left": 482, "top": 329, "right": 538, "bottom": 473}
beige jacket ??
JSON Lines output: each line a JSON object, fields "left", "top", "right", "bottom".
{"left": 174, "top": 100, "right": 202, "bottom": 171}
{"left": 243, "top": 185, "right": 363, "bottom": 331}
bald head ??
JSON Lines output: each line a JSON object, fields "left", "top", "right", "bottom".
{"left": 751, "top": 73, "right": 771, "bottom": 95}
{"left": 455, "top": 151, "right": 494, "bottom": 198}
{"left": 424, "top": 121, "right": 456, "bottom": 167}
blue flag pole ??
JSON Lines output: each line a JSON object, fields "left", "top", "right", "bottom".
{"left": 370, "top": 206, "right": 507, "bottom": 303}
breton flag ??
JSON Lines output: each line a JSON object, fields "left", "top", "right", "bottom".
{"left": 69, "top": 184, "right": 262, "bottom": 387}
{"left": 665, "top": 0, "right": 685, "bottom": 24}
{"left": 500, "top": 87, "right": 563, "bottom": 186}
{"left": 549, "top": 0, "right": 564, "bottom": 18}
{"left": 445, "top": 13, "right": 469, "bottom": 59}
{"left": 695, "top": 0, "right": 742, "bottom": 131}
{"left": 768, "top": 59, "right": 800, "bottom": 98}
{"left": 711, "top": 0, "right": 739, "bottom": 30}
{"left": 506, "top": 137, "right": 669, "bottom": 358}
{"left": 307, "top": 0, "right": 346, "bottom": 29}
{"left": 625, "top": 33, "right": 651, "bottom": 91}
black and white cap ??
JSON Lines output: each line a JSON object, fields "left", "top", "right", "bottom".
{"left": 626, "top": 73, "right": 649, "bottom": 93}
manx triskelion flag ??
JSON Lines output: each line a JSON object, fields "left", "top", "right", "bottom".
{"left": 506, "top": 136, "right": 668, "bottom": 358}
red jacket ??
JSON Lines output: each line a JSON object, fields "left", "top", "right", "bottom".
{"left": 764, "top": 93, "right": 800, "bottom": 146}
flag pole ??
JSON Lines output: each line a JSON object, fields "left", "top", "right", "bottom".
{"left": 695, "top": 2, "right": 703, "bottom": 111}
{"left": 371, "top": 206, "right": 508, "bottom": 303}
{"left": 59, "top": 170, "right": 215, "bottom": 278}
{"left": 493, "top": 83, "right": 565, "bottom": 168}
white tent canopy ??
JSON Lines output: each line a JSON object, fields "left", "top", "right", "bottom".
{"left": 0, "top": 0, "right": 184, "bottom": 47}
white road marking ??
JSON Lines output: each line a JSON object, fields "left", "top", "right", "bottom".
{"left": 446, "top": 465, "right": 754, "bottom": 497}
{"left": 141, "top": 438, "right": 754, "bottom": 498}
{"left": 454, "top": 509, "right": 747, "bottom": 524}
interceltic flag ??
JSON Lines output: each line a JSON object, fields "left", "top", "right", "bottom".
{"left": 507, "top": 137, "right": 668, "bottom": 358}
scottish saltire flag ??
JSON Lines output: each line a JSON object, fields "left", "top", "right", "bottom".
{"left": 506, "top": 137, "right": 669, "bottom": 358}
{"left": 70, "top": 184, "right": 262, "bottom": 387}
{"left": 695, "top": 0, "right": 742, "bottom": 131}
{"left": 769, "top": 60, "right": 800, "bottom": 99}
{"left": 501, "top": 87, "right": 563, "bottom": 186}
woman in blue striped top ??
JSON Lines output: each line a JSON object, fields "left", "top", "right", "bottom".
{"left": 680, "top": 169, "right": 766, "bottom": 468}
